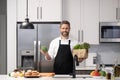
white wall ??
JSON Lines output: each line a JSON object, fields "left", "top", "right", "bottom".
{"left": 7, "top": 0, "right": 16, "bottom": 74}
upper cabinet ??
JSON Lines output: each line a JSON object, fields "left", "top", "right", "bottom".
{"left": 17, "top": 0, "right": 26, "bottom": 21}
{"left": 17, "top": 0, "right": 62, "bottom": 22}
{"left": 62, "top": 0, "right": 99, "bottom": 44}
{"left": 100, "top": 0, "right": 120, "bottom": 22}
{"left": 62, "top": 0, "right": 81, "bottom": 42}
{"left": 80, "top": 0, "right": 99, "bottom": 44}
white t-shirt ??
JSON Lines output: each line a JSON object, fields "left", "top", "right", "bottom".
{"left": 48, "top": 37, "right": 78, "bottom": 60}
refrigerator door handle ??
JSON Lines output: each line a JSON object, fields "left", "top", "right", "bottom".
{"left": 34, "top": 41, "right": 37, "bottom": 70}
{"left": 34, "top": 41, "right": 36, "bottom": 62}
{"left": 37, "top": 41, "right": 41, "bottom": 71}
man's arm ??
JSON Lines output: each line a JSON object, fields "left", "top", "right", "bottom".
{"left": 40, "top": 50, "right": 52, "bottom": 60}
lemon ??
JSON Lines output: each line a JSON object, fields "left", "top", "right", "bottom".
{"left": 19, "top": 73, "right": 24, "bottom": 77}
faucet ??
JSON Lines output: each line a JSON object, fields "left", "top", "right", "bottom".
{"left": 72, "top": 55, "right": 79, "bottom": 78}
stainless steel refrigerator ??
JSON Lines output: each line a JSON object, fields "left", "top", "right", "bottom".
{"left": 17, "top": 22, "right": 60, "bottom": 72}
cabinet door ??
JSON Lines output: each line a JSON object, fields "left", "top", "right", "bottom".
{"left": 17, "top": 0, "right": 62, "bottom": 22}
{"left": 17, "top": 0, "right": 26, "bottom": 21}
{"left": 42, "top": 0, "right": 62, "bottom": 21}
{"left": 100, "top": 0, "right": 118, "bottom": 22}
{"left": 81, "top": 0, "right": 99, "bottom": 44}
{"left": 62, "top": 0, "right": 81, "bottom": 42}
{"left": 17, "top": 0, "right": 39, "bottom": 21}
{"left": 28, "top": 0, "right": 40, "bottom": 21}
{"left": 62, "top": 0, "right": 99, "bottom": 44}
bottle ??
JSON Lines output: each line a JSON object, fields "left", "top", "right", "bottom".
{"left": 111, "top": 72, "right": 115, "bottom": 80}
{"left": 106, "top": 70, "right": 111, "bottom": 80}
{"left": 111, "top": 65, "right": 115, "bottom": 80}
{"left": 113, "top": 57, "right": 118, "bottom": 77}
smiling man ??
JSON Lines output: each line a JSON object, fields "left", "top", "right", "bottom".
{"left": 40, "top": 20, "right": 85, "bottom": 74}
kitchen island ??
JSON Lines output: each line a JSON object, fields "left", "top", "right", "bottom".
{"left": 1, "top": 75, "right": 119, "bottom": 80}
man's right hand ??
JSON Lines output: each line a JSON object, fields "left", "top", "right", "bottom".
{"left": 40, "top": 49, "right": 47, "bottom": 56}
{"left": 40, "top": 49, "right": 51, "bottom": 60}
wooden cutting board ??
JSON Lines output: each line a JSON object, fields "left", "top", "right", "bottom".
{"left": 39, "top": 72, "right": 55, "bottom": 77}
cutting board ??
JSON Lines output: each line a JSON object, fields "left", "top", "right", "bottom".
{"left": 39, "top": 72, "right": 55, "bottom": 77}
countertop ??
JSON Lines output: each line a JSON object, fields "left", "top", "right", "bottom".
{"left": 76, "top": 67, "right": 95, "bottom": 70}
{"left": 1, "top": 75, "right": 120, "bottom": 80}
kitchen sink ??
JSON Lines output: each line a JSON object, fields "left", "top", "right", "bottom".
{"left": 53, "top": 74, "right": 92, "bottom": 78}
{"left": 53, "top": 75, "right": 72, "bottom": 78}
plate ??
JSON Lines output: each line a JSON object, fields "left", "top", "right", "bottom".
{"left": 24, "top": 76, "right": 40, "bottom": 78}
{"left": 24, "top": 75, "right": 40, "bottom": 78}
{"left": 92, "top": 76, "right": 102, "bottom": 79}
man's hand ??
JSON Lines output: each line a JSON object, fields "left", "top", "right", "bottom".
{"left": 40, "top": 49, "right": 47, "bottom": 56}
{"left": 78, "top": 58, "right": 86, "bottom": 63}
{"left": 40, "top": 49, "right": 51, "bottom": 60}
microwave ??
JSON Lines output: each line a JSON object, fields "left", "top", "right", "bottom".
{"left": 100, "top": 22, "right": 120, "bottom": 42}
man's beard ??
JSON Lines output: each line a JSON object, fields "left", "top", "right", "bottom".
{"left": 61, "top": 31, "right": 69, "bottom": 37}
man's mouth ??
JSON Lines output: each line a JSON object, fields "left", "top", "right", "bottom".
{"left": 62, "top": 32, "right": 69, "bottom": 36}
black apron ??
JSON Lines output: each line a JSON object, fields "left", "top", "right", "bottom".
{"left": 54, "top": 40, "right": 73, "bottom": 74}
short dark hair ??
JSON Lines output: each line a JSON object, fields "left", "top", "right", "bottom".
{"left": 60, "top": 20, "right": 70, "bottom": 28}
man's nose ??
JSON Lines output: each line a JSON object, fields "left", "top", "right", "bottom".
{"left": 63, "top": 29, "right": 67, "bottom": 31}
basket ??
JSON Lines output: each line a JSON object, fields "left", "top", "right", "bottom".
{"left": 72, "top": 49, "right": 88, "bottom": 59}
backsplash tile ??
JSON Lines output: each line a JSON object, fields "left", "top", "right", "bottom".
{"left": 89, "top": 43, "right": 120, "bottom": 64}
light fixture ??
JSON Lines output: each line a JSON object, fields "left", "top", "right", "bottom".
{"left": 20, "top": 0, "right": 34, "bottom": 29}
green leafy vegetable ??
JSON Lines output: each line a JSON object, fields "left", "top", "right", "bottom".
{"left": 73, "top": 42, "right": 90, "bottom": 49}
{"left": 41, "top": 46, "right": 48, "bottom": 52}
{"left": 73, "top": 44, "right": 81, "bottom": 49}
{"left": 82, "top": 42, "right": 90, "bottom": 49}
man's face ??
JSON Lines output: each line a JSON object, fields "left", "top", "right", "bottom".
{"left": 60, "top": 24, "right": 70, "bottom": 37}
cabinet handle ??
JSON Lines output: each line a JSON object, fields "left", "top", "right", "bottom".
{"left": 118, "top": 8, "right": 120, "bottom": 20}
{"left": 37, "top": 7, "right": 39, "bottom": 19}
{"left": 116, "top": 8, "right": 120, "bottom": 20}
{"left": 81, "top": 30, "right": 84, "bottom": 42}
{"left": 116, "top": 8, "right": 118, "bottom": 20}
{"left": 40, "top": 7, "right": 42, "bottom": 19}
{"left": 78, "top": 30, "right": 80, "bottom": 43}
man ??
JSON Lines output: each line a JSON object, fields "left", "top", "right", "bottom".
{"left": 40, "top": 20, "right": 85, "bottom": 74}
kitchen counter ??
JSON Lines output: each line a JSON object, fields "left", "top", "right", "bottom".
{"left": 76, "top": 67, "right": 95, "bottom": 70}
{"left": 0, "top": 75, "right": 120, "bottom": 80}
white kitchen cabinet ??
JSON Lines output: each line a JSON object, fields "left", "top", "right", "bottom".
{"left": 41, "top": 0, "right": 62, "bottom": 21}
{"left": 100, "top": 0, "right": 119, "bottom": 22}
{"left": 62, "top": 0, "right": 81, "bottom": 42}
{"left": 17, "top": 0, "right": 26, "bottom": 21}
{"left": 17, "top": 0, "right": 62, "bottom": 22}
{"left": 80, "top": 0, "right": 99, "bottom": 44}
{"left": 62, "top": 0, "right": 99, "bottom": 44}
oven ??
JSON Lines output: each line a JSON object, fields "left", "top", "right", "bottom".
{"left": 100, "top": 22, "right": 120, "bottom": 42}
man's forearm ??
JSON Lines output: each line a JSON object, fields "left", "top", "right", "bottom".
{"left": 45, "top": 53, "right": 52, "bottom": 60}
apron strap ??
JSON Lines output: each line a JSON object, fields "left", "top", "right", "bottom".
{"left": 59, "top": 40, "right": 61, "bottom": 44}
{"left": 68, "top": 40, "right": 71, "bottom": 45}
